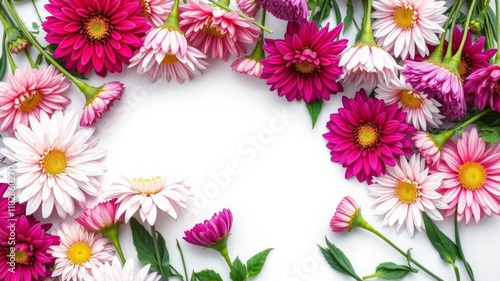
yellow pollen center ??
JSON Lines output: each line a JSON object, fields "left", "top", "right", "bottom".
{"left": 458, "top": 161, "right": 487, "bottom": 191}
{"left": 203, "top": 20, "right": 224, "bottom": 37}
{"left": 67, "top": 242, "right": 92, "bottom": 265}
{"left": 139, "top": 0, "right": 151, "bottom": 18}
{"left": 162, "top": 54, "right": 179, "bottom": 64}
{"left": 132, "top": 176, "right": 163, "bottom": 195}
{"left": 42, "top": 150, "right": 67, "bottom": 176}
{"left": 399, "top": 90, "right": 422, "bottom": 109}
{"left": 395, "top": 180, "right": 419, "bottom": 204}
{"left": 84, "top": 15, "right": 110, "bottom": 42}
{"left": 459, "top": 58, "right": 470, "bottom": 79}
{"left": 394, "top": 6, "right": 415, "bottom": 29}
{"left": 355, "top": 123, "right": 380, "bottom": 149}
{"left": 294, "top": 62, "right": 316, "bottom": 75}
{"left": 19, "top": 91, "right": 42, "bottom": 112}
{"left": 14, "top": 249, "right": 29, "bottom": 264}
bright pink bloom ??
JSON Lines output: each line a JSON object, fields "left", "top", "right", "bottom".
{"left": 0, "top": 182, "right": 26, "bottom": 220}
{"left": 237, "top": 0, "right": 260, "bottom": 17}
{"left": 257, "top": 0, "right": 308, "bottom": 22}
{"left": 0, "top": 65, "right": 70, "bottom": 134}
{"left": 42, "top": 0, "right": 150, "bottom": 77}
{"left": 180, "top": 0, "right": 261, "bottom": 60}
{"left": 183, "top": 208, "right": 233, "bottom": 247}
{"left": 323, "top": 89, "right": 414, "bottom": 184}
{"left": 76, "top": 199, "right": 124, "bottom": 233}
{"left": 0, "top": 216, "right": 60, "bottom": 281}
{"left": 261, "top": 21, "right": 347, "bottom": 102}
{"left": 80, "top": 82, "right": 124, "bottom": 126}
{"left": 464, "top": 64, "right": 500, "bottom": 111}
{"left": 330, "top": 196, "right": 361, "bottom": 233}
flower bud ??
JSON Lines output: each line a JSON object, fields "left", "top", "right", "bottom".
{"left": 469, "top": 11, "right": 486, "bottom": 35}
{"left": 5, "top": 25, "right": 30, "bottom": 54}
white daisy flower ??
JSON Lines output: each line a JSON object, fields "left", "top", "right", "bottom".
{"left": 369, "top": 154, "right": 448, "bottom": 237}
{"left": 83, "top": 256, "right": 160, "bottom": 281}
{"left": 0, "top": 110, "right": 106, "bottom": 218}
{"left": 375, "top": 75, "right": 444, "bottom": 131}
{"left": 372, "top": 0, "right": 447, "bottom": 60}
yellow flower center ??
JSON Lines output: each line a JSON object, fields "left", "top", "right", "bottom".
{"left": 162, "top": 54, "right": 179, "bottom": 64}
{"left": 19, "top": 91, "right": 43, "bottom": 112}
{"left": 14, "top": 249, "right": 29, "bottom": 264}
{"left": 84, "top": 15, "right": 110, "bottom": 42}
{"left": 294, "top": 62, "right": 316, "bottom": 75}
{"left": 399, "top": 90, "right": 422, "bottom": 109}
{"left": 395, "top": 180, "right": 419, "bottom": 204}
{"left": 139, "top": 0, "right": 151, "bottom": 18}
{"left": 132, "top": 176, "right": 163, "bottom": 195}
{"left": 459, "top": 58, "right": 471, "bottom": 79}
{"left": 394, "top": 6, "right": 416, "bottom": 29}
{"left": 458, "top": 161, "right": 487, "bottom": 191}
{"left": 355, "top": 123, "right": 380, "bottom": 149}
{"left": 42, "top": 149, "right": 67, "bottom": 176}
{"left": 203, "top": 19, "right": 224, "bottom": 37}
{"left": 67, "top": 242, "right": 92, "bottom": 265}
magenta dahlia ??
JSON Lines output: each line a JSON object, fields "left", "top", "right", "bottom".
{"left": 257, "top": 0, "right": 308, "bottom": 22}
{"left": 183, "top": 208, "right": 233, "bottom": 248}
{"left": 464, "top": 65, "right": 500, "bottom": 111}
{"left": 42, "top": 0, "right": 150, "bottom": 77}
{"left": 0, "top": 183, "right": 25, "bottom": 220}
{"left": 261, "top": 21, "right": 347, "bottom": 103}
{"left": 323, "top": 89, "right": 414, "bottom": 184}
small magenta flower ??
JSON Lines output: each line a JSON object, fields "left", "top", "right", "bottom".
{"left": 330, "top": 196, "right": 366, "bottom": 233}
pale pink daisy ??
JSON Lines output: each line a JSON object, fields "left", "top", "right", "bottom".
{"left": 375, "top": 75, "right": 444, "bottom": 130}
{"left": 434, "top": 128, "right": 500, "bottom": 224}
{"left": 231, "top": 56, "right": 263, "bottom": 77}
{"left": 83, "top": 257, "right": 160, "bottom": 281}
{"left": 0, "top": 65, "right": 70, "bottom": 134}
{"left": 103, "top": 175, "right": 191, "bottom": 225}
{"left": 50, "top": 222, "right": 114, "bottom": 281}
{"left": 339, "top": 44, "right": 401, "bottom": 91}
{"left": 237, "top": 0, "right": 260, "bottom": 17}
{"left": 0, "top": 111, "right": 107, "bottom": 219}
{"left": 80, "top": 82, "right": 124, "bottom": 126}
{"left": 180, "top": 0, "right": 261, "bottom": 60}
{"left": 139, "top": 0, "right": 173, "bottom": 27}
{"left": 412, "top": 130, "right": 455, "bottom": 166}
{"left": 370, "top": 154, "right": 448, "bottom": 237}
{"left": 330, "top": 196, "right": 362, "bottom": 233}
{"left": 372, "top": 0, "right": 447, "bottom": 60}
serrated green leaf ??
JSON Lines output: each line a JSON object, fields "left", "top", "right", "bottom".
{"left": 343, "top": 1, "right": 354, "bottom": 34}
{"left": 230, "top": 257, "right": 247, "bottom": 281}
{"left": 320, "top": 238, "right": 362, "bottom": 281}
{"left": 196, "top": 269, "right": 223, "bottom": 281}
{"left": 0, "top": 34, "right": 7, "bottom": 81}
{"left": 306, "top": 100, "right": 322, "bottom": 128}
{"left": 246, "top": 248, "right": 272, "bottom": 278}
{"left": 156, "top": 231, "right": 170, "bottom": 281}
{"left": 375, "top": 262, "right": 417, "bottom": 280}
{"left": 423, "top": 213, "right": 458, "bottom": 264}
{"left": 130, "top": 218, "right": 160, "bottom": 272}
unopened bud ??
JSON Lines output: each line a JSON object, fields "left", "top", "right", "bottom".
{"left": 469, "top": 11, "right": 486, "bottom": 35}
{"left": 8, "top": 37, "right": 30, "bottom": 54}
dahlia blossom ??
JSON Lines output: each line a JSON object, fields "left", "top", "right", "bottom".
{"left": 237, "top": 0, "right": 260, "bottom": 17}
{"left": 375, "top": 75, "right": 444, "bottom": 131}
{"left": 0, "top": 65, "right": 70, "bottom": 134}
{"left": 370, "top": 154, "right": 448, "bottom": 237}
{"left": 464, "top": 64, "right": 500, "bottom": 111}
{"left": 42, "top": 0, "right": 150, "bottom": 76}
{"left": 412, "top": 130, "right": 455, "bottom": 166}
{"left": 330, "top": 196, "right": 364, "bottom": 233}
{"left": 261, "top": 21, "right": 347, "bottom": 102}
{"left": 434, "top": 128, "right": 500, "bottom": 224}
{"left": 180, "top": 0, "right": 261, "bottom": 60}
{"left": 83, "top": 257, "right": 160, "bottom": 281}
{"left": 0, "top": 111, "right": 107, "bottom": 219}
{"left": 372, "top": 0, "right": 447, "bottom": 60}
{"left": 103, "top": 175, "right": 191, "bottom": 225}
{"left": 80, "top": 82, "right": 124, "bottom": 126}
{"left": 50, "top": 222, "right": 115, "bottom": 281}
{"left": 257, "top": 0, "right": 308, "bottom": 22}
{"left": 139, "top": 0, "right": 173, "bottom": 26}
{"left": 323, "top": 89, "right": 414, "bottom": 184}
{"left": 0, "top": 182, "right": 26, "bottom": 220}
{"left": 0, "top": 215, "right": 59, "bottom": 281}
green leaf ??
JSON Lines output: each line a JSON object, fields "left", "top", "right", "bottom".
{"left": 196, "top": 269, "right": 224, "bottom": 281}
{"left": 246, "top": 248, "right": 273, "bottom": 278}
{"left": 35, "top": 53, "right": 43, "bottom": 66}
{"left": 312, "top": 0, "right": 331, "bottom": 26}
{"left": 191, "top": 271, "right": 197, "bottom": 281}
{"left": 130, "top": 218, "right": 160, "bottom": 272}
{"left": 32, "top": 22, "right": 39, "bottom": 30}
{"left": 331, "top": 0, "right": 342, "bottom": 25}
{"left": 306, "top": 100, "right": 322, "bottom": 128}
{"left": 230, "top": 257, "right": 247, "bottom": 281}
{"left": 374, "top": 262, "right": 417, "bottom": 280}
{"left": 319, "top": 238, "right": 362, "bottom": 281}
{"left": 0, "top": 34, "right": 8, "bottom": 81}
{"left": 343, "top": 1, "right": 354, "bottom": 34}
{"left": 423, "top": 213, "right": 458, "bottom": 264}
{"left": 487, "top": 7, "right": 497, "bottom": 37}
{"left": 156, "top": 231, "right": 170, "bottom": 281}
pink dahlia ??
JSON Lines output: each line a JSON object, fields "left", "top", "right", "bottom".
{"left": 0, "top": 215, "right": 60, "bottom": 281}
{"left": 80, "top": 82, "right": 124, "bottom": 126}
{"left": 183, "top": 208, "right": 233, "bottom": 247}
{"left": 0, "top": 182, "right": 26, "bottom": 220}
{"left": 434, "top": 128, "right": 500, "bottom": 224}
{"left": 261, "top": 21, "right": 347, "bottom": 102}
{"left": 76, "top": 199, "right": 124, "bottom": 233}
{"left": 464, "top": 65, "right": 500, "bottom": 111}
{"left": 323, "top": 89, "right": 414, "bottom": 184}
{"left": 139, "top": 0, "right": 173, "bottom": 27}
{"left": 237, "top": 0, "right": 260, "bottom": 17}
{"left": 179, "top": 0, "right": 261, "bottom": 60}
{"left": 257, "top": 0, "right": 308, "bottom": 22}
{"left": 330, "top": 196, "right": 362, "bottom": 233}
{"left": 0, "top": 65, "right": 70, "bottom": 134}
{"left": 42, "top": 0, "right": 150, "bottom": 77}
{"left": 412, "top": 130, "right": 455, "bottom": 166}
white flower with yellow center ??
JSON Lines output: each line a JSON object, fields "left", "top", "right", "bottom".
{"left": 0, "top": 110, "right": 106, "bottom": 218}
{"left": 83, "top": 256, "right": 160, "bottom": 281}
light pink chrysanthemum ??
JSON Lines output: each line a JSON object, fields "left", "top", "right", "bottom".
{"left": 0, "top": 65, "right": 70, "bottom": 134}
{"left": 76, "top": 199, "right": 124, "bottom": 233}
{"left": 0, "top": 111, "right": 107, "bottom": 219}
{"left": 330, "top": 196, "right": 361, "bottom": 233}
{"left": 434, "top": 128, "right": 500, "bottom": 224}
{"left": 370, "top": 154, "right": 448, "bottom": 237}
{"left": 50, "top": 222, "right": 114, "bottom": 281}
{"left": 183, "top": 208, "right": 233, "bottom": 247}
{"left": 339, "top": 44, "right": 401, "bottom": 91}
{"left": 231, "top": 56, "right": 263, "bottom": 77}
{"left": 372, "top": 0, "right": 447, "bottom": 60}
{"left": 375, "top": 75, "right": 444, "bottom": 131}
{"left": 83, "top": 257, "right": 160, "bottom": 281}
{"left": 237, "top": 0, "right": 260, "bottom": 17}
{"left": 103, "top": 176, "right": 191, "bottom": 225}
{"left": 412, "top": 130, "right": 454, "bottom": 166}
{"left": 180, "top": 0, "right": 261, "bottom": 60}
{"left": 139, "top": 0, "right": 173, "bottom": 27}
{"left": 464, "top": 64, "right": 500, "bottom": 111}
{"left": 257, "top": 0, "right": 308, "bottom": 22}
{"left": 80, "top": 82, "right": 124, "bottom": 127}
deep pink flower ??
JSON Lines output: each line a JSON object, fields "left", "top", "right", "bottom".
{"left": 183, "top": 208, "right": 233, "bottom": 247}
{"left": 0, "top": 215, "right": 60, "bottom": 281}
{"left": 0, "top": 183, "right": 25, "bottom": 220}
{"left": 76, "top": 199, "right": 124, "bottom": 233}
{"left": 80, "top": 82, "right": 124, "bottom": 126}
{"left": 323, "top": 89, "right": 414, "bottom": 184}
{"left": 261, "top": 21, "right": 347, "bottom": 103}
{"left": 42, "top": 0, "right": 150, "bottom": 77}
{"left": 464, "top": 64, "right": 500, "bottom": 111}
{"left": 330, "top": 196, "right": 361, "bottom": 233}
{"left": 257, "top": 0, "right": 308, "bottom": 22}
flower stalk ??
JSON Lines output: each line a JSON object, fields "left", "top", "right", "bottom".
{"left": 100, "top": 225, "right": 126, "bottom": 265}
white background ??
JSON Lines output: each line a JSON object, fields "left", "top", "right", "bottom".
{"left": 6, "top": 0, "right": 500, "bottom": 280}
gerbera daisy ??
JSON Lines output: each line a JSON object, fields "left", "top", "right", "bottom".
{"left": 257, "top": 0, "right": 308, "bottom": 22}
{"left": 103, "top": 175, "right": 191, "bottom": 225}
{"left": 261, "top": 21, "right": 347, "bottom": 102}
{"left": 0, "top": 65, "right": 70, "bottom": 134}
{"left": 370, "top": 154, "right": 448, "bottom": 237}
{"left": 0, "top": 215, "right": 59, "bottom": 281}
{"left": 371, "top": 0, "right": 447, "bottom": 60}
{"left": 139, "top": 0, "right": 173, "bottom": 27}
{"left": 0, "top": 111, "right": 107, "bottom": 219}
{"left": 412, "top": 130, "right": 455, "bottom": 166}
{"left": 323, "top": 89, "right": 414, "bottom": 184}
{"left": 231, "top": 56, "right": 264, "bottom": 77}
{"left": 237, "top": 0, "right": 260, "bottom": 17}
{"left": 375, "top": 75, "right": 444, "bottom": 131}
{"left": 434, "top": 128, "right": 500, "bottom": 224}
{"left": 83, "top": 256, "right": 160, "bottom": 281}
{"left": 50, "top": 222, "right": 114, "bottom": 281}
{"left": 42, "top": 0, "right": 150, "bottom": 77}
{"left": 329, "top": 196, "right": 363, "bottom": 233}
{"left": 80, "top": 82, "right": 124, "bottom": 126}
{"left": 76, "top": 199, "right": 124, "bottom": 233}
{"left": 183, "top": 208, "right": 233, "bottom": 248}
{"left": 464, "top": 64, "right": 500, "bottom": 111}
{"left": 179, "top": 0, "right": 261, "bottom": 60}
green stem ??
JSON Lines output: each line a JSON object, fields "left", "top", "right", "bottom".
{"left": 443, "top": 0, "right": 462, "bottom": 30}
{"left": 5, "top": 40, "right": 16, "bottom": 73}
{"left": 176, "top": 239, "right": 189, "bottom": 281}
{"left": 170, "top": 265, "right": 185, "bottom": 280}
{"left": 101, "top": 225, "right": 126, "bottom": 265}
{"left": 163, "top": 0, "right": 180, "bottom": 29}
{"left": 362, "top": 273, "right": 378, "bottom": 280}
{"left": 208, "top": 0, "right": 273, "bottom": 34}
{"left": 443, "top": 0, "right": 464, "bottom": 62}
{"left": 357, "top": 0, "right": 376, "bottom": 45}
{"left": 31, "top": 0, "right": 43, "bottom": 23}
{"left": 151, "top": 225, "right": 168, "bottom": 280}
{"left": 449, "top": 0, "right": 478, "bottom": 64}
{"left": 24, "top": 49, "right": 36, "bottom": 68}
{"left": 452, "top": 108, "right": 493, "bottom": 131}
{"left": 317, "top": 0, "right": 329, "bottom": 28}
{"left": 495, "top": 0, "right": 500, "bottom": 63}
{"left": 308, "top": 0, "right": 319, "bottom": 22}
{"left": 219, "top": 247, "right": 233, "bottom": 268}
{"left": 454, "top": 210, "right": 475, "bottom": 281}
{"left": 452, "top": 263, "right": 461, "bottom": 281}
